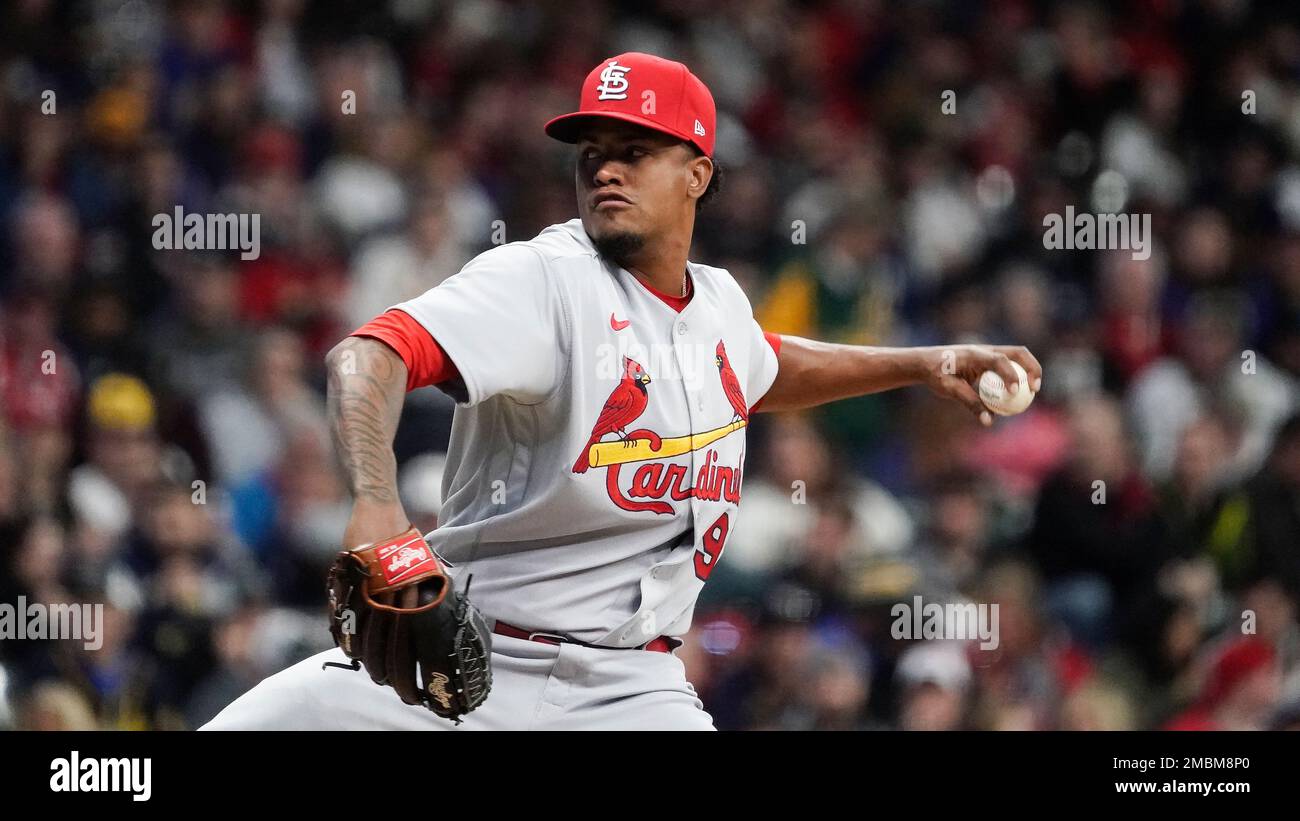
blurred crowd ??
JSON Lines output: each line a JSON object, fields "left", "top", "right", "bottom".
{"left": 2, "top": 0, "right": 1300, "bottom": 731}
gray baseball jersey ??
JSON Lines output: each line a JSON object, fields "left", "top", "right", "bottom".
{"left": 393, "top": 218, "right": 779, "bottom": 646}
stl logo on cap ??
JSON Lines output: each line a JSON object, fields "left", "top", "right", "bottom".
{"left": 596, "top": 60, "right": 632, "bottom": 100}
{"left": 544, "top": 52, "right": 717, "bottom": 157}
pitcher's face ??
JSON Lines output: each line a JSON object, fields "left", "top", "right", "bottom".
{"left": 575, "top": 120, "right": 709, "bottom": 257}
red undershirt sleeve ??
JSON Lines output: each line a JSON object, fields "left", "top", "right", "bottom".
{"left": 749, "top": 330, "right": 782, "bottom": 414}
{"left": 763, "top": 331, "right": 782, "bottom": 358}
{"left": 350, "top": 309, "right": 461, "bottom": 393}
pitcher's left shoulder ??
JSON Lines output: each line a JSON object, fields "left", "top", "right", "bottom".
{"left": 688, "top": 261, "right": 755, "bottom": 309}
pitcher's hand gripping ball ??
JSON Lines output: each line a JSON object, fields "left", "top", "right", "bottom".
{"left": 327, "top": 527, "right": 492, "bottom": 723}
{"left": 978, "top": 360, "right": 1036, "bottom": 416}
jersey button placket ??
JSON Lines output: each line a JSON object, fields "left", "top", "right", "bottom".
{"left": 675, "top": 313, "right": 713, "bottom": 574}
{"left": 685, "top": 329, "right": 702, "bottom": 410}
{"left": 672, "top": 323, "right": 696, "bottom": 423}
{"left": 672, "top": 320, "right": 705, "bottom": 523}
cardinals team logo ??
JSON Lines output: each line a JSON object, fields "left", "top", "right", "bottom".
{"left": 596, "top": 60, "right": 632, "bottom": 100}
{"left": 715, "top": 341, "right": 747, "bottom": 422}
{"left": 573, "top": 342, "right": 748, "bottom": 516}
{"left": 573, "top": 356, "right": 652, "bottom": 473}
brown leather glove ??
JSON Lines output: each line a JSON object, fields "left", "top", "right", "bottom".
{"left": 326, "top": 526, "right": 492, "bottom": 723}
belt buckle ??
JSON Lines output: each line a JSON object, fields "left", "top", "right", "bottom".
{"left": 527, "top": 630, "right": 569, "bottom": 645}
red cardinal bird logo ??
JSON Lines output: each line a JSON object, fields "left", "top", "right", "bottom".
{"left": 572, "top": 356, "right": 652, "bottom": 473}
{"left": 715, "top": 340, "right": 748, "bottom": 422}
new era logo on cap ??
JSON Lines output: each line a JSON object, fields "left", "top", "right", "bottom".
{"left": 544, "top": 52, "right": 717, "bottom": 157}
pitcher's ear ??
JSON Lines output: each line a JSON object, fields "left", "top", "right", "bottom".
{"left": 685, "top": 148, "right": 712, "bottom": 198}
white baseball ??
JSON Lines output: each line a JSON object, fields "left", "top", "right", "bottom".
{"left": 978, "top": 360, "right": 1034, "bottom": 416}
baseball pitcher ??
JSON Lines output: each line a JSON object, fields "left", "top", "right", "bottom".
{"left": 202, "top": 52, "right": 1041, "bottom": 731}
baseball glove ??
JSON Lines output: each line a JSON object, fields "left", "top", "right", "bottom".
{"left": 326, "top": 526, "right": 492, "bottom": 723}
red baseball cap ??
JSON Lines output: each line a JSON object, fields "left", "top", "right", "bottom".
{"left": 545, "top": 52, "right": 716, "bottom": 157}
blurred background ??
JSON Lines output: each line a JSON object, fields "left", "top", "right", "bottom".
{"left": 1, "top": 0, "right": 1299, "bottom": 731}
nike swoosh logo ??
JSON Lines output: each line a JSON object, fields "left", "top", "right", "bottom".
{"left": 610, "top": 313, "right": 630, "bottom": 331}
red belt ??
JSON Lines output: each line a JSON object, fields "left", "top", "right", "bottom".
{"left": 493, "top": 621, "right": 675, "bottom": 653}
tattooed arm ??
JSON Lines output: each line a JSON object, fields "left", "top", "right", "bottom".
{"left": 326, "top": 336, "right": 413, "bottom": 547}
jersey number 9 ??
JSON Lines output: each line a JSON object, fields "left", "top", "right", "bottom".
{"left": 693, "top": 512, "right": 730, "bottom": 581}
